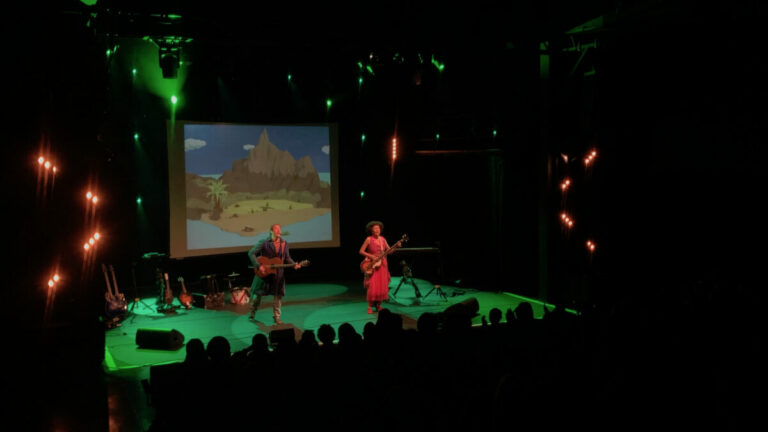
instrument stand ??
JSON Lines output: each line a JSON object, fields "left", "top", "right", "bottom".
{"left": 203, "top": 274, "right": 224, "bottom": 309}
{"left": 391, "top": 261, "right": 423, "bottom": 299}
{"left": 423, "top": 284, "right": 448, "bottom": 301}
{"left": 128, "top": 263, "right": 153, "bottom": 315}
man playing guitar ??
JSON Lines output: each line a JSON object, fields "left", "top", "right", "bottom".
{"left": 247, "top": 224, "right": 303, "bottom": 324}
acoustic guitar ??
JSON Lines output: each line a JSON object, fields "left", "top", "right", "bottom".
{"left": 177, "top": 276, "right": 192, "bottom": 309}
{"left": 360, "top": 234, "right": 408, "bottom": 276}
{"left": 252, "top": 256, "right": 310, "bottom": 279}
{"left": 163, "top": 273, "right": 174, "bottom": 305}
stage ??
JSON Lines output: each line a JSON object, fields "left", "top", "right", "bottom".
{"left": 104, "top": 277, "right": 553, "bottom": 371}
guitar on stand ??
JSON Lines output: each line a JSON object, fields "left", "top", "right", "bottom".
{"left": 102, "top": 263, "right": 127, "bottom": 326}
{"left": 252, "top": 257, "right": 310, "bottom": 279}
{"left": 159, "top": 272, "right": 178, "bottom": 313}
{"left": 360, "top": 234, "right": 408, "bottom": 276}
{"left": 177, "top": 276, "right": 192, "bottom": 309}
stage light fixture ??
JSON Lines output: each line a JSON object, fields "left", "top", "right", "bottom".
{"left": 151, "top": 36, "right": 188, "bottom": 79}
{"left": 44, "top": 161, "right": 51, "bottom": 169}
{"left": 38, "top": 157, "right": 44, "bottom": 164}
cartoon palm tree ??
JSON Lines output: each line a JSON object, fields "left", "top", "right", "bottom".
{"left": 206, "top": 179, "right": 229, "bottom": 220}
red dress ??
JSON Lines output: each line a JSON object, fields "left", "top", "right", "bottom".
{"left": 364, "top": 235, "right": 390, "bottom": 302}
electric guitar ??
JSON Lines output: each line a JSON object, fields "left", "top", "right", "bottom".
{"left": 178, "top": 276, "right": 192, "bottom": 309}
{"left": 252, "top": 257, "right": 310, "bottom": 279}
{"left": 103, "top": 264, "right": 127, "bottom": 317}
{"left": 360, "top": 234, "right": 408, "bottom": 276}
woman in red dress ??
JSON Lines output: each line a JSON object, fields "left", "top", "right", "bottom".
{"left": 359, "top": 221, "right": 391, "bottom": 314}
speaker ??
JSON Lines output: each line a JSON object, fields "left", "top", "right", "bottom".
{"left": 136, "top": 328, "right": 185, "bottom": 350}
{"left": 443, "top": 297, "right": 479, "bottom": 317}
{"left": 269, "top": 328, "right": 296, "bottom": 347}
{"left": 191, "top": 293, "right": 206, "bottom": 308}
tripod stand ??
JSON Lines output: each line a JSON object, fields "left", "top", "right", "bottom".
{"left": 128, "top": 262, "right": 153, "bottom": 316}
{"left": 423, "top": 284, "right": 447, "bottom": 301}
{"left": 391, "top": 260, "right": 423, "bottom": 299}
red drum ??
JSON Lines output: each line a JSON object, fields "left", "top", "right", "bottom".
{"left": 230, "top": 288, "right": 250, "bottom": 305}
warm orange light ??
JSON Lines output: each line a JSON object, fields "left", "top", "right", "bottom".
{"left": 565, "top": 179, "right": 571, "bottom": 185}
{"left": 94, "top": 233, "right": 101, "bottom": 240}
{"left": 567, "top": 220, "right": 574, "bottom": 227}
{"left": 89, "top": 238, "right": 95, "bottom": 245}
{"left": 591, "top": 150, "right": 597, "bottom": 157}
{"left": 48, "top": 280, "right": 55, "bottom": 287}
{"left": 86, "top": 192, "right": 92, "bottom": 199}
{"left": 561, "top": 213, "right": 567, "bottom": 220}
{"left": 92, "top": 196, "right": 99, "bottom": 204}
{"left": 38, "top": 157, "right": 45, "bottom": 164}
{"left": 84, "top": 243, "right": 90, "bottom": 250}
{"left": 53, "top": 274, "right": 60, "bottom": 282}
{"left": 391, "top": 137, "right": 398, "bottom": 161}
{"left": 44, "top": 161, "right": 51, "bottom": 169}
{"left": 53, "top": 167, "right": 57, "bottom": 173}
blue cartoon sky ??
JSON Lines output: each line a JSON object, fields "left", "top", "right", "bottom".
{"left": 184, "top": 124, "right": 331, "bottom": 176}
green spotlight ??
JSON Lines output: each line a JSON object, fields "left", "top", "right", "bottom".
{"left": 171, "top": 95, "right": 178, "bottom": 105}
{"left": 361, "top": 134, "right": 366, "bottom": 143}
{"left": 136, "top": 196, "right": 142, "bottom": 204}
{"left": 106, "top": 49, "right": 112, "bottom": 57}
{"left": 431, "top": 55, "right": 445, "bottom": 72}
{"left": 326, "top": 99, "right": 332, "bottom": 109}
{"left": 358, "top": 76, "right": 363, "bottom": 85}
{"left": 133, "top": 133, "right": 139, "bottom": 141}
{"left": 360, "top": 191, "right": 365, "bottom": 199}
{"left": 436, "top": 133, "right": 440, "bottom": 141}
{"left": 493, "top": 129, "right": 498, "bottom": 138}
{"left": 132, "top": 68, "right": 137, "bottom": 76}
{"left": 357, "top": 61, "right": 364, "bottom": 69}
{"left": 288, "top": 73, "right": 292, "bottom": 81}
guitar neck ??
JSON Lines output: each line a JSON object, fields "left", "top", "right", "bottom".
{"left": 102, "top": 265, "right": 113, "bottom": 296}
{"left": 110, "top": 267, "right": 120, "bottom": 295}
{"left": 269, "top": 263, "right": 297, "bottom": 268}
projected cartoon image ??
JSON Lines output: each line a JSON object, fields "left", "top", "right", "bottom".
{"left": 183, "top": 124, "right": 332, "bottom": 250}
